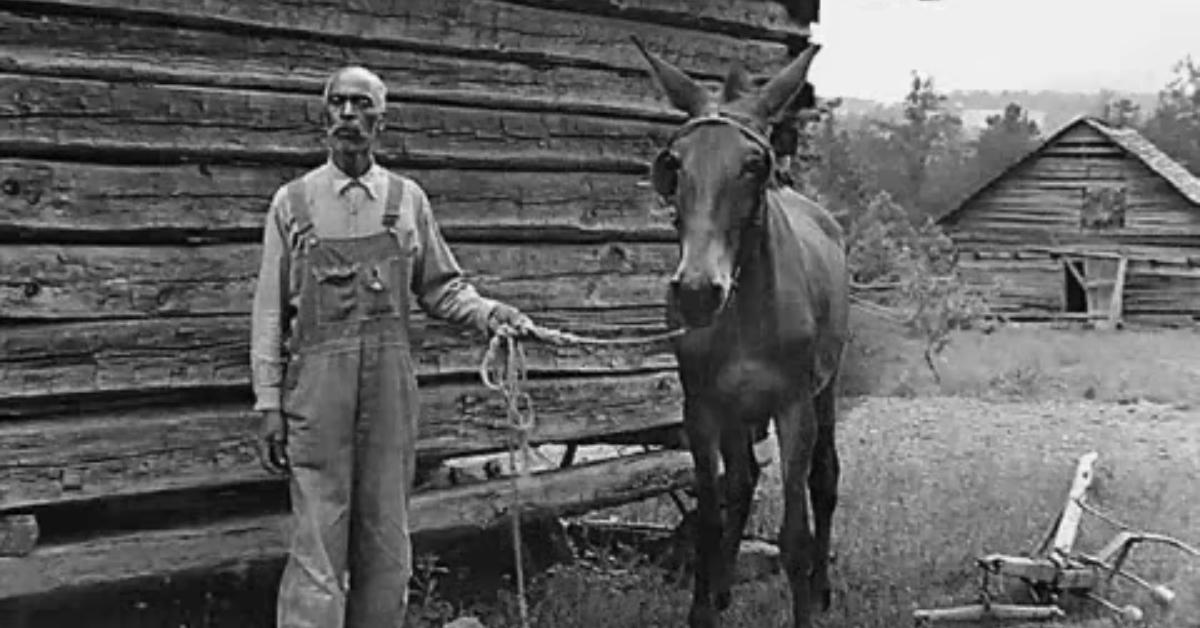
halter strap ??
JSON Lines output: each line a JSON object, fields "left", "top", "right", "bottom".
{"left": 663, "top": 111, "right": 778, "bottom": 177}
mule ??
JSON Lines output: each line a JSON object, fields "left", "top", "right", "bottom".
{"left": 632, "top": 40, "right": 850, "bottom": 628}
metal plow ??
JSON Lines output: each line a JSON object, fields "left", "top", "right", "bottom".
{"left": 913, "top": 451, "right": 1200, "bottom": 625}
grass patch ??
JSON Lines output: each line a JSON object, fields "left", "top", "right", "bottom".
{"left": 407, "top": 393, "right": 1200, "bottom": 628}
{"left": 19, "top": 326, "right": 1199, "bottom": 628}
{"left": 842, "top": 311, "right": 1200, "bottom": 405}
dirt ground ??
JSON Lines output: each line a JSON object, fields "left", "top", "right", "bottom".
{"left": 6, "top": 325, "right": 1200, "bottom": 628}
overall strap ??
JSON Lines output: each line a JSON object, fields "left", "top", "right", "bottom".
{"left": 285, "top": 178, "right": 317, "bottom": 247}
{"left": 382, "top": 173, "right": 405, "bottom": 229}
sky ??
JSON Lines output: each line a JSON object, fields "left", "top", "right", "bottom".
{"left": 806, "top": 0, "right": 1200, "bottom": 102}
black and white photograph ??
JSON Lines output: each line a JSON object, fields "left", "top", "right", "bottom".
{"left": 1, "top": 1, "right": 1198, "bottom": 627}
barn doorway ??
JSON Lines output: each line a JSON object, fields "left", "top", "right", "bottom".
{"left": 1063, "top": 259, "right": 1087, "bottom": 313}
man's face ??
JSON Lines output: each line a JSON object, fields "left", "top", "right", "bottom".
{"left": 324, "top": 71, "right": 384, "bottom": 152}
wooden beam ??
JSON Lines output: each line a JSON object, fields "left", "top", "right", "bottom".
{"left": 1108, "top": 256, "right": 1128, "bottom": 328}
{"left": 0, "top": 371, "right": 684, "bottom": 511}
{"left": 491, "top": 0, "right": 808, "bottom": 40}
{"left": 0, "top": 6, "right": 775, "bottom": 124}
{"left": 0, "top": 160, "right": 674, "bottom": 242}
{"left": 4, "top": 0, "right": 791, "bottom": 81}
{"left": 0, "top": 449, "right": 694, "bottom": 600}
{"left": 1063, "top": 257, "right": 1087, "bottom": 290}
{"left": 0, "top": 74, "right": 667, "bottom": 171}
{"left": 1050, "top": 452, "right": 1098, "bottom": 565}
{"left": 0, "top": 314, "right": 678, "bottom": 412}
{"left": 0, "top": 241, "right": 677, "bottom": 320}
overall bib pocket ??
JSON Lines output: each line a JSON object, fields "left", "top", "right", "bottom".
{"left": 313, "top": 263, "right": 360, "bottom": 322}
{"left": 362, "top": 254, "right": 410, "bottom": 316}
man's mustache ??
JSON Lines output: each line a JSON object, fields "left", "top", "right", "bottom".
{"left": 329, "top": 125, "right": 365, "bottom": 137}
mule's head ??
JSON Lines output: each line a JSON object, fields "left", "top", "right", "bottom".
{"left": 634, "top": 39, "right": 820, "bottom": 329}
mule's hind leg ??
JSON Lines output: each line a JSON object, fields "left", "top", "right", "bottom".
{"left": 713, "top": 422, "right": 762, "bottom": 611}
{"left": 775, "top": 394, "right": 819, "bottom": 628}
{"left": 808, "top": 377, "right": 839, "bottom": 611}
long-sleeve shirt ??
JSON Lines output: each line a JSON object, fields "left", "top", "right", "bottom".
{"left": 250, "top": 160, "right": 500, "bottom": 412}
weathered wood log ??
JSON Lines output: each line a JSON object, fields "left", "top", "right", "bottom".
{"left": 0, "top": 74, "right": 668, "bottom": 171}
{"left": 0, "top": 449, "right": 694, "bottom": 600}
{"left": 0, "top": 241, "right": 677, "bottom": 319}
{"left": 502, "top": 0, "right": 806, "bottom": 33}
{"left": 0, "top": 2, "right": 796, "bottom": 119}
{"left": 0, "top": 312, "right": 678, "bottom": 408}
{"left": 0, "top": 515, "right": 39, "bottom": 557}
{"left": 6, "top": 0, "right": 791, "bottom": 80}
{"left": 0, "top": 160, "right": 673, "bottom": 242}
{"left": 0, "top": 13, "right": 663, "bottom": 123}
{"left": 0, "top": 371, "right": 683, "bottom": 510}
{"left": 497, "top": 0, "right": 809, "bottom": 41}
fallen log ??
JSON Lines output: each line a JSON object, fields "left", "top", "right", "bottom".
{"left": 0, "top": 449, "right": 693, "bottom": 600}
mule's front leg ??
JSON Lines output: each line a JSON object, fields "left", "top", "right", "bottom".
{"left": 684, "top": 396, "right": 723, "bottom": 628}
{"left": 775, "top": 395, "right": 818, "bottom": 628}
{"left": 713, "top": 423, "right": 761, "bottom": 611}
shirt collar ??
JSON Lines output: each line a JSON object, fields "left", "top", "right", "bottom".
{"left": 326, "top": 159, "right": 386, "bottom": 201}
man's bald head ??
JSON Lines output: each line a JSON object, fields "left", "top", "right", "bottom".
{"left": 323, "top": 66, "right": 388, "bottom": 110}
{"left": 323, "top": 66, "right": 387, "bottom": 156}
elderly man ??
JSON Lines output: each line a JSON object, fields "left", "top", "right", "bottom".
{"left": 250, "top": 65, "right": 532, "bottom": 628}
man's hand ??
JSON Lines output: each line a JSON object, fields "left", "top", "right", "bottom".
{"left": 488, "top": 303, "right": 534, "bottom": 337}
{"left": 258, "top": 410, "right": 289, "bottom": 474}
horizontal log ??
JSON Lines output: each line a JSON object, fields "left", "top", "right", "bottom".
{"left": 0, "top": 74, "right": 668, "bottom": 170}
{"left": 5, "top": 0, "right": 790, "bottom": 80}
{"left": 498, "top": 0, "right": 807, "bottom": 34}
{"left": 0, "top": 160, "right": 673, "bottom": 242}
{"left": 0, "top": 241, "right": 678, "bottom": 320}
{"left": 0, "top": 310, "right": 679, "bottom": 407}
{"left": 0, "top": 370, "right": 682, "bottom": 510}
{"left": 0, "top": 449, "right": 694, "bottom": 599}
{"left": 497, "top": 0, "right": 810, "bottom": 40}
{"left": 949, "top": 229, "right": 1200, "bottom": 251}
{"left": 0, "top": 12, "right": 687, "bottom": 122}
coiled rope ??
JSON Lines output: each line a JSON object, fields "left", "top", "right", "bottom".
{"left": 478, "top": 323, "right": 684, "bottom": 628}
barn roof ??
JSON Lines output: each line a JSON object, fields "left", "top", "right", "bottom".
{"left": 938, "top": 115, "right": 1200, "bottom": 225}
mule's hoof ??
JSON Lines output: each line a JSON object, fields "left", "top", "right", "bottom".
{"left": 688, "top": 605, "right": 719, "bottom": 628}
{"left": 809, "top": 575, "right": 833, "bottom": 612}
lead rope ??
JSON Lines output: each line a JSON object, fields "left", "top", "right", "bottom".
{"left": 480, "top": 328, "right": 534, "bottom": 628}
{"left": 478, "top": 323, "right": 686, "bottom": 627}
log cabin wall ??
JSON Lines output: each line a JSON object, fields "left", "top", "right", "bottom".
{"left": 939, "top": 117, "right": 1200, "bottom": 323}
{"left": 0, "top": 0, "right": 814, "bottom": 600}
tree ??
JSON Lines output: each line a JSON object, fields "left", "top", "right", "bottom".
{"left": 1141, "top": 56, "right": 1200, "bottom": 175}
{"left": 972, "top": 102, "right": 1041, "bottom": 182}
{"left": 1098, "top": 96, "right": 1142, "bottom": 129}
{"left": 797, "top": 98, "right": 874, "bottom": 227}
{"left": 860, "top": 72, "right": 974, "bottom": 221}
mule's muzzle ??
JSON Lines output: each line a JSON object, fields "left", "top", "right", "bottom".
{"left": 668, "top": 278, "right": 729, "bottom": 329}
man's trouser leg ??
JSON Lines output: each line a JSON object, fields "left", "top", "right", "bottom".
{"left": 277, "top": 347, "right": 360, "bottom": 628}
{"left": 345, "top": 339, "right": 418, "bottom": 628}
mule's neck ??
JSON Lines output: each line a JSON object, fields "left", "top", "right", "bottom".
{"left": 724, "top": 192, "right": 777, "bottom": 339}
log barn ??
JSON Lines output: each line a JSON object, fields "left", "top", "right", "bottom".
{"left": 938, "top": 115, "right": 1200, "bottom": 327}
{"left": 0, "top": 0, "right": 818, "bottom": 620}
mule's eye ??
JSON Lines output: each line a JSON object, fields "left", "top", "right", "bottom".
{"left": 742, "top": 155, "right": 767, "bottom": 177}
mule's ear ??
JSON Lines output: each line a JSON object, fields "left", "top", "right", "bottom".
{"left": 751, "top": 43, "right": 821, "bottom": 121}
{"left": 722, "top": 62, "right": 753, "bottom": 103}
{"left": 771, "top": 82, "right": 818, "bottom": 161}
{"left": 631, "top": 35, "right": 711, "bottom": 117}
